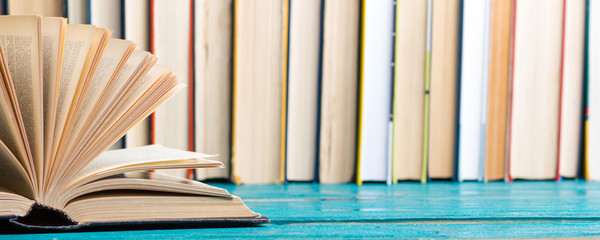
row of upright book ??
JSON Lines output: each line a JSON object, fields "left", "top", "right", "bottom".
{"left": 8, "top": 0, "right": 600, "bottom": 184}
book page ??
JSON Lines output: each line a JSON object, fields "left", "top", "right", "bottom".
{"left": 67, "top": 78, "right": 183, "bottom": 184}
{"left": 57, "top": 171, "right": 230, "bottom": 209}
{"left": 54, "top": 28, "right": 110, "bottom": 170}
{"left": 55, "top": 51, "right": 155, "bottom": 183}
{"left": 0, "top": 139, "right": 34, "bottom": 199}
{"left": 0, "top": 185, "right": 34, "bottom": 217}
{"left": 67, "top": 145, "right": 220, "bottom": 189}
{"left": 67, "top": 39, "right": 135, "bottom": 156}
{"left": 71, "top": 64, "right": 169, "bottom": 161}
{"left": 0, "top": 15, "right": 43, "bottom": 186}
{"left": 41, "top": 17, "right": 66, "bottom": 184}
{"left": 49, "top": 24, "right": 96, "bottom": 182}
{"left": 0, "top": 45, "right": 32, "bottom": 179}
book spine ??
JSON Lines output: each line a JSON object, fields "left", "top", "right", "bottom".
{"left": 313, "top": 0, "right": 325, "bottom": 183}
{"left": 507, "top": 0, "right": 518, "bottom": 182}
{"left": 280, "top": 0, "right": 289, "bottom": 184}
{"left": 556, "top": 0, "right": 567, "bottom": 182}
{"left": 149, "top": 0, "right": 155, "bottom": 146}
{"left": 283, "top": 0, "right": 291, "bottom": 184}
{"left": 479, "top": 0, "right": 492, "bottom": 182}
{"left": 454, "top": 0, "right": 464, "bottom": 182}
{"left": 584, "top": 0, "right": 590, "bottom": 180}
{"left": 356, "top": 0, "right": 366, "bottom": 185}
{"left": 421, "top": 0, "right": 433, "bottom": 184}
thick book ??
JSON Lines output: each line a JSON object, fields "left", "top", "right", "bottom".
{"left": 356, "top": 0, "right": 394, "bottom": 184}
{"left": 318, "top": 0, "right": 360, "bottom": 184}
{"left": 123, "top": 0, "right": 151, "bottom": 149}
{"left": 587, "top": 0, "right": 599, "bottom": 180}
{"left": 484, "top": 0, "right": 511, "bottom": 182}
{"left": 558, "top": 0, "right": 585, "bottom": 180}
{"left": 456, "top": 0, "right": 490, "bottom": 182}
{"left": 428, "top": 0, "right": 460, "bottom": 180}
{"left": 508, "top": 0, "right": 563, "bottom": 180}
{"left": 392, "top": 0, "right": 428, "bottom": 182}
{"left": 0, "top": 15, "right": 265, "bottom": 231}
{"left": 232, "top": 0, "right": 288, "bottom": 184}
{"left": 193, "top": 0, "right": 233, "bottom": 181}
{"left": 152, "top": 0, "right": 192, "bottom": 179}
{"left": 285, "top": 0, "right": 322, "bottom": 182}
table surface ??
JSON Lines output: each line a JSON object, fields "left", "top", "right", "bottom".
{"left": 5, "top": 180, "right": 600, "bottom": 239}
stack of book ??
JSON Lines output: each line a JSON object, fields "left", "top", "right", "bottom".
{"left": 13, "top": 0, "right": 600, "bottom": 184}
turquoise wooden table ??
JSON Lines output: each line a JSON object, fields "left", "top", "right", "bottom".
{"left": 4, "top": 181, "right": 600, "bottom": 239}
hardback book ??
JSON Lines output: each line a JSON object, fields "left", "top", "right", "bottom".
{"left": 558, "top": 0, "right": 585, "bottom": 180}
{"left": 193, "top": 0, "right": 232, "bottom": 181}
{"left": 392, "top": 0, "right": 428, "bottom": 182}
{"left": 0, "top": 15, "right": 265, "bottom": 230}
{"left": 508, "top": 0, "right": 563, "bottom": 180}
{"left": 7, "top": 0, "right": 62, "bottom": 16}
{"left": 428, "top": 0, "right": 460, "bottom": 180}
{"left": 285, "top": 0, "right": 321, "bottom": 182}
{"left": 232, "top": 0, "right": 288, "bottom": 184}
{"left": 484, "top": 0, "right": 511, "bottom": 182}
{"left": 319, "top": 0, "right": 359, "bottom": 184}
{"left": 587, "top": 0, "right": 600, "bottom": 180}
{"left": 152, "top": 0, "right": 192, "bottom": 179}
{"left": 123, "top": 0, "right": 152, "bottom": 149}
{"left": 357, "top": 0, "right": 394, "bottom": 184}
{"left": 456, "top": 0, "right": 491, "bottom": 182}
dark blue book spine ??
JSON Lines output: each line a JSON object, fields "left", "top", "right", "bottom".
{"left": 452, "top": 0, "right": 464, "bottom": 183}
{"left": 314, "top": 0, "right": 325, "bottom": 183}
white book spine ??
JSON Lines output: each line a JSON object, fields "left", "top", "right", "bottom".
{"left": 458, "top": 0, "right": 487, "bottom": 182}
{"left": 359, "top": 0, "right": 395, "bottom": 182}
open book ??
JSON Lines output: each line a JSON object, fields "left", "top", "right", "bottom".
{"left": 0, "top": 15, "right": 265, "bottom": 231}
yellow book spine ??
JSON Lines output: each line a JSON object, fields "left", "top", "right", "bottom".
{"left": 280, "top": 0, "right": 289, "bottom": 184}
{"left": 421, "top": 51, "right": 431, "bottom": 184}
{"left": 356, "top": 0, "right": 367, "bottom": 185}
{"left": 231, "top": 0, "right": 240, "bottom": 184}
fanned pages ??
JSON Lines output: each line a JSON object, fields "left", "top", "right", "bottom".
{"left": 153, "top": 0, "right": 191, "bottom": 179}
{"left": 0, "top": 15, "right": 264, "bottom": 230}
{"left": 123, "top": 0, "right": 151, "bottom": 148}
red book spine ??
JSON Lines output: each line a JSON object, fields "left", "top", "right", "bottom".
{"left": 149, "top": 0, "right": 156, "bottom": 145}
{"left": 556, "top": 0, "right": 567, "bottom": 182}
{"left": 187, "top": 0, "right": 195, "bottom": 180}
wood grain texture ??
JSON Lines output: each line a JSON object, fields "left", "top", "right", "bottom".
{"left": 428, "top": 0, "right": 459, "bottom": 179}
{"left": 11, "top": 182, "right": 600, "bottom": 238}
{"left": 485, "top": 0, "right": 512, "bottom": 181}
